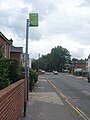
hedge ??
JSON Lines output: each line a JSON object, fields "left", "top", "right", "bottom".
{"left": 0, "top": 59, "right": 22, "bottom": 90}
{"left": 29, "top": 69, "right": 38, "bottom": 92}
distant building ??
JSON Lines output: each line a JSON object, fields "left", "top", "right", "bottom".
{"left": 87, "top": 55, "right": 90, "bottom": 82}
{"left": 22, "top": 53, "right": 26, "bottom": 68}
{"left": 75, "top": 59, "right": 87, "bottom": 71}
{"left": 22, "top": 53, "right": 30, "bottom": 68}
{"left": 87, "top": 55, "right": 90, "bottom": 72}
{"left": 10, "top": 46, "right": 23, "bottom": 62}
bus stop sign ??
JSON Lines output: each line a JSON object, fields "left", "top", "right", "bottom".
{"left": 29, "top": 13, "right": 38, "bottom": 27}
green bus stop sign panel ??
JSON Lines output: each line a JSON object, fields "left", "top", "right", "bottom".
{"left": 29, "top": 13, "right": 38, "bottom": 27}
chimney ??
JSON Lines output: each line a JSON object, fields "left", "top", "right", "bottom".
{"left": 9, "top": 38, "right": 13, "bottom": 45}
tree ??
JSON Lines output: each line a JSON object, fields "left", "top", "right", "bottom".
{"left": 50, "top": 46, "right": 71, "bottom": 71}
{"left": 32, "top": 46, "right": 71, "bottom": 72}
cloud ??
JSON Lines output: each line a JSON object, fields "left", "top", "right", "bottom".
{"left": 80, "top": 0, "right": 90, "bottom": 7}
{"left": 0, "top": 0, "right": 90, "bottom": 59}
{"left": 29, "top": 28, "right": 42, "bottom": 40}
{"left": 23, "top": 0, "right": 57, "bottom": 20}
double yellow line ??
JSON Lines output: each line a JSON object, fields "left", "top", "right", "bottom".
{"left": 47, "top": 79, "right": 90, "bottom": 120}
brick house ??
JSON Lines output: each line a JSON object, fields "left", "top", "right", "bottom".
{"left": 0, "top": 31, "right": 11, "bottom": 58}
{"left": 0, "top": 31, "right": 23, "bottom": 62}
{"left": 10, "top": 46, "right": 23, "bottom": 62}
{"left": 74, "top": 59, "right": 87, "bottom": 71}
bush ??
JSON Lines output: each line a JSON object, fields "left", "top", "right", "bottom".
{"left": 8, "top": 59, "right": 22, "bottom": 83}
{"left": 0, "top": 59, "right": 22, "bottom": 90}
{"left": 29, "top": 69, "right": 38, "bottom": 92}
{"left": 0, "top": 59, "right": 10, "bottom": 90}
{"left": 82, "top": 71, "right": 87, "bottom": 77}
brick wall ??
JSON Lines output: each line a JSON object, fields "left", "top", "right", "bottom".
{"left": 0, "top": 79, "right": 24, "bottom": 120}
{"left": 0, "top": 37, "right": 10, "bottom": 58}
{"left": 75, "top": 63, "right": 86, "bottom": 70}
{"left": 10, "top": 52, "right": 21, "bottom": 62}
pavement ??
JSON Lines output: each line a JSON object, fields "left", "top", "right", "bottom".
{"left": 21, "top": 75, "right": 75, "bottom": 120}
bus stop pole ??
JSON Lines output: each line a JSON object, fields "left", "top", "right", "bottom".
{"left": 24, "top": 19, "right": 29, "bottom": 116}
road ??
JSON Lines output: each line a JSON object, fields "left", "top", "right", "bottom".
{"left": 45, "top": 72, "right": 90, "bottom": 120}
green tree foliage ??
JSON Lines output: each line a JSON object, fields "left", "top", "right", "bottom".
{"left": 7, "top": 59, "right": 22, "bottom": 83}
{"left": 0, "top": 59, "right": 22, "bottom": 90}
{"left": 32, "top": 58, "right": 38, "bottom": 71}
{"left": 0, "top": 59, "right": 10, "bottom": 90}
{"left": 32, "top": 46, "right": 71, "bottom": 72}
{"left": 0, "top": 45, "right": 22, "bottom": 90}
{"left": 50, "top": 46, "right": 71, "bottom": 71}
{"left": 29, "top": 69, "right": 38, "bottom": 91}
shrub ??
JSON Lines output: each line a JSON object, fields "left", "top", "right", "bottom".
{"left": 0, "top": 59, "right": 10, "bottom": 90}
{"left": 29, "top": 69, "right": 38, "bottom": 91}
{"left": 8, "top": 59, "right": 22, "bottom": 83}
{"left": 0, "top": 59, "right": 22, "bottom": 90}
{"left": 82, "top": 71, "right": 87, "bottom": 77}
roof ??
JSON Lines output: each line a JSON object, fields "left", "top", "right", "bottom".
{"left": 88, "top": 55, "right": 90, "bottom": 59}
{"left": 10, "top": 46, "right": 23, "bottom": 53}
{"left": 0, "top": 31, "right": 11, "bottom": 45}
{"left": 76, "top": 60, "right": 87, "bottom": 64}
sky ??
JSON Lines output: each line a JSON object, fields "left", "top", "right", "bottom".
{"left": 0, "top": 0, "right": 90, "bottom": 59}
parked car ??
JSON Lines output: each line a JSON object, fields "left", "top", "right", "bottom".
{"left": 63, "top": 69, "right": 69, "bottom": 73}
{"left": 53, "top": 71, "right": 58, "bottom": 75}
{"left": 41, "top": 70, "right": 45, "bottom": 74}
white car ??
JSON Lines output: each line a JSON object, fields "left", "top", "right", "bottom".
{"left": 53, "top": 71, "right": 58, "bottom": 75}
{"left": 41, "top": 70, "right": 45, "bottom": 74}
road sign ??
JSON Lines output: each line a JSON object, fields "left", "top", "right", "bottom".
{"left": 29, "top": 13, "right": 38, "bottom": 27}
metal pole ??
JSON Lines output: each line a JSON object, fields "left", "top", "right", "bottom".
{"left": 24, "top": 19, "right": 29, "bottom": 116}
{"left": 38, "top": 53, "right": 40, "bottom": 73}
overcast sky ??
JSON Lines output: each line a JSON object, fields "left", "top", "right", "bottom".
{"left": 0, "top": 0, "right": 90, "bottom": 59}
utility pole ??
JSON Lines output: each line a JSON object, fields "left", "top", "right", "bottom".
{"left": 38, "top": 53, "right": 40, "bottom": 73}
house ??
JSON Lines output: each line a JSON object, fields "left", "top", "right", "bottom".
{"left": 87, "top": 55, "right": 90, "bottom": 82}
{"left": 0, "top": 31, "right": 23, "bottom": 62}
{"left": 0, "top": 31, "right": 11, "bottom": 58}
{"left": 86, "top": 55, "right": 90, "bottom": 73}
{"left": 74, "top": 59, "right": 87, "bottom": 71}
{"left": 10, "top": 46, "right": 23, "bottom": 62}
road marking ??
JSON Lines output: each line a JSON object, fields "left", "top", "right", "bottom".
{"left": 47, "top": 78, "right": 90, "bottom": 120}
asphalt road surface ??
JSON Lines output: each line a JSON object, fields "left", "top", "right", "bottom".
{"left": 45, "top": 72, "right": 90, "bottom": 120}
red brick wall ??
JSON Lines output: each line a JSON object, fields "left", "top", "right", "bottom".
{"left": 10, "top": 52, "right": 21, "bottom": 62}
{"left": 0, "top": 80, "right": 24, "bottom": 120}
{"left": 0, "top": 37, "right": 10, "bottom": 58}
{"left": 0, "top": 37, "right": 4, "bottom": 44}
{"left": 75, "top": 63, "right": 86, "bottom": 70}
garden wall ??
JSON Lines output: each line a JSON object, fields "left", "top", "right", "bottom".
{"left": 0, "top": 79, "right": 24, "bottom": 120}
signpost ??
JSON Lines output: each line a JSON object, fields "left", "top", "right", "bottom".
{"left": 29, "top": 13, "right": 38, "bottom": 27}
{"left": 24, "top": 13, "right": 38, "bottom": 116}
